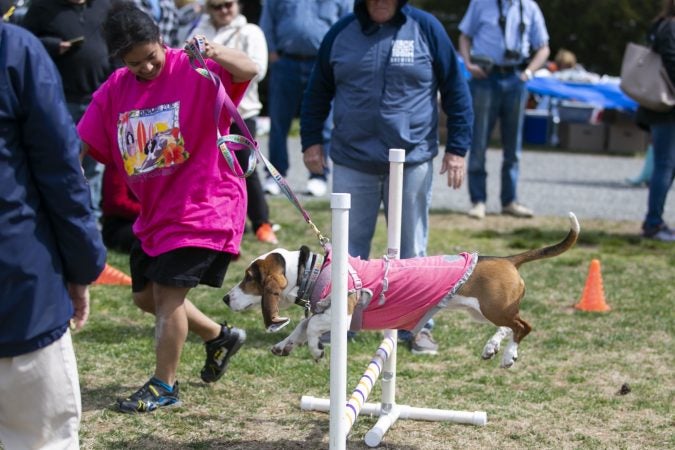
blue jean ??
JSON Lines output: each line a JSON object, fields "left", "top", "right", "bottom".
{"left": 467, "top": 73, "right": 528, "bottom": 206}
{"left": 332, "top": 161, "right": 433, "bottom": 260}
{"left": 267, "top": 56, "right": 331, "bottom": 178}
{"left": 67, "top": 102, "right": 103, "bottom": 221}
{"left": 644, "top": 123, "right": 675, "bottom": 230}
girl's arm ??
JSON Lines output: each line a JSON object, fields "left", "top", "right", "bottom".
{"left": 196, "top": 35, "right": 258, "bottom": 83}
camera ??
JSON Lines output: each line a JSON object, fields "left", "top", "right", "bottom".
{"left": 504, "top": 49, "right": 521, "bottom": 61}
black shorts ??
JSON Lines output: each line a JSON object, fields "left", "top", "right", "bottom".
{"left": 129, "top": 240, "right": 233, "bottom": 293}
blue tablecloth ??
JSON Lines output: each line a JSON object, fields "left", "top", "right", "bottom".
{"left": 526, "top": 77, "right": 637, "bottom": 112}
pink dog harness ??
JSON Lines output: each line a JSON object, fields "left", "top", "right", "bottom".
{"left": 313, "top": 252, "right": 477, "bottom": 334}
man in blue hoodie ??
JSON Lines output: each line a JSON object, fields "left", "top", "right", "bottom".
{"left": 301, "top": 0, "right": 472, "bottom": 353}
{"left": 0, "top": 21, "right": 106, "bottom": 449}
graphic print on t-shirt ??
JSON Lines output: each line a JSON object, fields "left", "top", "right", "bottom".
{"left": 117, "top": 101, "right": 188, "bottom": 176}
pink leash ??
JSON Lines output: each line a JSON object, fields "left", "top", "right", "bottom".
{"left": 184, "top": 37, "right": 329, "bottom": 248}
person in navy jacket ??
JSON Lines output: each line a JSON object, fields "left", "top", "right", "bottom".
{"left": 301, "top": 0, "right": 472, "bottom": 353}
{"left": 0, "top": 21, "right": 106, "bottom": 449}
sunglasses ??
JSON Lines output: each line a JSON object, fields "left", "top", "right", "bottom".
{"left": 209, "top": 1, "right": 236, "bottom": 10}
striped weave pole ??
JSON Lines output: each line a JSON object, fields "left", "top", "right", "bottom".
{"left": 345, "top": 336, "right": 396, "bottom": 429}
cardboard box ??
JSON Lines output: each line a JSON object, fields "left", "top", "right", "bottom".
{"left": 558, "top": 122, "right": 606, "bottom": 151}
{"left": 601, "top": 109, "right": 636, "bottom": 125}
{"left": 606, "top": 123, "right": 649, "bottom": 154}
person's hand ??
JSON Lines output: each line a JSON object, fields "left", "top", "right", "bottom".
{"left": 440, "top": 153, "right": 465, "bottom": 189}
{"left": 303, "top": 144, "right": 326, "bottom": 175}
{"left": 269, "top": 51, "right": 280, "bottom": 64}
{"left": 186, "top": 34, "right": 218, "bottom": 59}
{"left": 67, "top": 283, "right": 90, "bottom": 331}
{"left": 466, "top": 63, "right": 488, "bottom": 79}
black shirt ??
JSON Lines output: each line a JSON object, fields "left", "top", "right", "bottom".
{"left": 22, "top": 0, "right": 112, "bottom": 104}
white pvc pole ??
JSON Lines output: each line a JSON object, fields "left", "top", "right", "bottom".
{"left": 329, "top": 193, "right": 350, "bottom": 450}
{"left": 373, "top": 148, "right": 405, "bottom": 444}
{"left": 302, "top": 396, "right": 487, "bottom": 426}
{"left": 301, "top": 151, "right": 487, "bottom": 447}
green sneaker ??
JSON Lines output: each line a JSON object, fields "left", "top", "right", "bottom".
{"left": 200, "top": 323, "right": 246, "bottom": 383}
{"left": 117, "top": 377, "right": 181, "bottom": 413}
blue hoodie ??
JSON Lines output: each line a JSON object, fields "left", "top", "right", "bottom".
{"left": 0, "top": 23, "right": 106, "bottom": 357}
{"left": 301, "top": 0, "right": 473, "bottom": 174}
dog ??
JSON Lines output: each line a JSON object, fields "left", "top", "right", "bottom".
{"left": 224, "top": 212, "right": 580, "bottom": 368}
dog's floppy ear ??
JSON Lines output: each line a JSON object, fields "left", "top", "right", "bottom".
{"left": 297, "top": 245, "right": 311, "bottom": 284}
{"left": 260, "top": 252, "right": 291, "bottom": 332}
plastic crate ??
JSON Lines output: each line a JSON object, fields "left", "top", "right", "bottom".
{"left": 558, "top": 101, "right": 598, "bottom": 123}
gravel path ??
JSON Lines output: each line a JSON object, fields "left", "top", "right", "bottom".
{"left": 258, "top": 135, "right": 674, "bottom": 224}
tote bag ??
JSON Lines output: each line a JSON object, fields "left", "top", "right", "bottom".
{"left": 620, "top": 42, "right": 675, "bottom": 112}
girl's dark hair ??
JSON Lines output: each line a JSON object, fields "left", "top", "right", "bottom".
{"left": 105, "top": 1, "right": 161, "bottom": 58}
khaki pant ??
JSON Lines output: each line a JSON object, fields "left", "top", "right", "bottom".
{"left": 0, "top": 330, "right": 81, "bottom": 450}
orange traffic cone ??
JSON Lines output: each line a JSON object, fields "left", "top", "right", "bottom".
{"left": 94, "top": 263, "right": 132, "bottom": 286}
{"left": 575, "top": 259, "right": 610, "bottom": 312}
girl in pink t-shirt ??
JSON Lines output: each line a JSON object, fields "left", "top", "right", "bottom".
{"left": 78, "top": 3, "right": 257, "bottom": 413}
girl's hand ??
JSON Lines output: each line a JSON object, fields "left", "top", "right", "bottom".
{"left": 187, "top": 35, "right": 218, "bottom": 60}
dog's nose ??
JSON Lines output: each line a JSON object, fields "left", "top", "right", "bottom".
{"left": 222, "top": 294, "right": 230, "bottom": 306}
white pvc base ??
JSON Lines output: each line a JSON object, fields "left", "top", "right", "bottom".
{"left": 301, "top": 395, "right": 487, "bottom": 447}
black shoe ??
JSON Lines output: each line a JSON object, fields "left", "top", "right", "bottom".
{"left": 200, "top": 323, "right": 246, "bottom": 383}
{"left": 117, "top": 377, "right": 181, "bottom": 413}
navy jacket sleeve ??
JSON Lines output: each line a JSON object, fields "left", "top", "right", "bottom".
{"left": 17, "top": 27, "right": 106, "bottom": 284}
{"left": 300, "top": 16, "right": 352, "bottom": 150}
{"left": 412, "top": 8, "right": 473, "bottom": 157}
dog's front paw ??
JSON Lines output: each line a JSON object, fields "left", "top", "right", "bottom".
{"left": 308, "top": 343, "right": 325, "bottom": 361}
{"left": 312, "top": 349, "right": 325, "bottom": 362}
{"left": 270, "top": 345, "right": 290, "bottom": 356}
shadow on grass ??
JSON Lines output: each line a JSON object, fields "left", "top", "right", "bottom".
{"left": 93, "top": 410, "right": 422, "bottom": 449}
{"left": 81, "top": 384, "right": 125, "bottom": 412}
{"left": 105, "top": 433, "right": 421, "bottom": 450}
{"left": 471, "top": 226, "right": 656, "bottom": 256}
{"left": 75, "top": 322, "right": 152, "bottom": 345}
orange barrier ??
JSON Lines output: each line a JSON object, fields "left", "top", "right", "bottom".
{"left": 94, "top": 263, "right": 132, "bottom": 286}
{"left": 575, "top": 259, "right": 610, "bottom": 312}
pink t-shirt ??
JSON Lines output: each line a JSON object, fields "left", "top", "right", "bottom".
{"left": 78, "top": 48, "right": 248, "bottom": 256}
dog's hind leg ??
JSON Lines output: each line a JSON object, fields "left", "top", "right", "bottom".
{"left": 500, "top": 317, "right": 532, "bottom": 368}
{"left": 482, "top": 326, "right": 511, "bottom": 360}
{"left": 271, "top": 318, "right": 309, "bottom": 356}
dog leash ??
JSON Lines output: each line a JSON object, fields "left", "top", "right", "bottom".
{"left": 184, "top": 37, "right": 330, "bottom": 249}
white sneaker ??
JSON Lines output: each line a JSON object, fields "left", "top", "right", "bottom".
{"left": 467, "top": 202, "right": 486, "bottom": 219}
{"left": 263, "top": 176, "right": 281, "bottom": 196}
{"left": 502, "top": 202, "right": 534, "bottom": 218}
{"left": 411, "top": 328, "right": 438, "bottom": 356}
{"left": 306, "top": 178, "right": 328, "bottom": 197}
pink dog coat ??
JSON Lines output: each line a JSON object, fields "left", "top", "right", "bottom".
{"left": 315, "top": 252, "right": 477, "bottom": 333}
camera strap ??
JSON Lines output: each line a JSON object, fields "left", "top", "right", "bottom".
{"left": 497, "top": 0, "right": 525, "bottom": 57}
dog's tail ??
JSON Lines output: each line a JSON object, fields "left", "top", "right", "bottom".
{"left": 500, "top": 212, "right": 580, "bottom": 268}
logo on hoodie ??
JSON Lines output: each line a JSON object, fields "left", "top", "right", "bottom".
{"left": 390, "top": 39, "right": 414, "bottom": 66}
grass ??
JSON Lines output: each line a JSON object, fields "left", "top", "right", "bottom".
{"left": 78, "top": 198, "right": 674, "bottom": 449}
